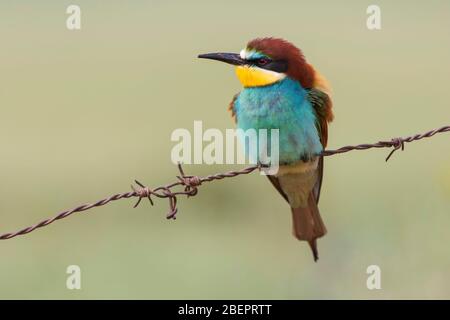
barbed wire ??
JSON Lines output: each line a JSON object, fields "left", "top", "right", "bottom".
{"left": 0, "top": 125, "right": 449, "bottom": 241}
{"left": 322, "top": 125, "right": 450, "bottom": 161}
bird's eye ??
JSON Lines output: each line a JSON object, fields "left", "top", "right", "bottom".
{"left": 257, "top": 58, "right": 270, "bottom": 66}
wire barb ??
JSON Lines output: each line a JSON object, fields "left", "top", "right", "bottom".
{"left": 384, "top": 137, "right": 405, "bottom": 162}
{"left": 131, "top": 180, "right": 154, "bottom": 208}
{"left": 0, "top": 125, "right": 448, "bottom": 241}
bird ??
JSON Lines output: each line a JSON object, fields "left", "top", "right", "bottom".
{"left": 198, "top": 37, "right": 334, "bottom": 261}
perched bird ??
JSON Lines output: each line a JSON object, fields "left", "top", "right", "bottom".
{"left": 199, "top": 38, "right": 334, "bottom": 261}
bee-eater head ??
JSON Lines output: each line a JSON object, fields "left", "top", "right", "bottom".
{"left": 198, "top": 37, "right": 314, "bottom": 88}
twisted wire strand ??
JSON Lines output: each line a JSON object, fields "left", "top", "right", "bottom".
{"left": 0, "top": 125, "right": 448, "bottom": 241}
{"left": 322, "top": 125, "right": 450, "bottom": 161}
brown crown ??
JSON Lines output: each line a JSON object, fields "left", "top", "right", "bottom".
{"left": 247, "top": 37, "right": 315, "bottom": 88}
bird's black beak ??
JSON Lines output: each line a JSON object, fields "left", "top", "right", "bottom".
{"left": 198, "top": 52, "right": 245, "bottom": 66}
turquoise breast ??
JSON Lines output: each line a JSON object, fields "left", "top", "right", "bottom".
{"left": 234, "top": 77, "right": 323, "bottom": 164}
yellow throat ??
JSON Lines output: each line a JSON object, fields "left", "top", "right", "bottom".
{"left": 235, "top": 66, "right": 285, "bottom": 87}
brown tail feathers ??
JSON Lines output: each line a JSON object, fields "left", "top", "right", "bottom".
{"left": 291, "top": 192, "right": 327, "bottom": 261}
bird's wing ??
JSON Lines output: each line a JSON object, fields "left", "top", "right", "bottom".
{"left": 306, "top": 87, "right": 333, "bottom": 148}
{"left": 306, "top": 87, "right": 333, "bottom": 203}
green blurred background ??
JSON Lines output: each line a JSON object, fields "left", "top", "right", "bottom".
{"left": 0, "top": 0, "right": 449, "bottom": 299}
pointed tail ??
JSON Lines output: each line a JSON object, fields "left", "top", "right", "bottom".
{"left": 291, "top": 192, "right": 327, "bottom": 262}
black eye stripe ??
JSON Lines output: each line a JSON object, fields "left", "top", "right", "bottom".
{"left": 246, "top": 58, "right": 288, "bottom": 73}
{"left": 258, "top": 60, "right": 288, "bottom": 73}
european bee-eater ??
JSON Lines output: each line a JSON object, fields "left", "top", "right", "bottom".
{"left": 199, "top": 38, "right": 334, "bottom": 261}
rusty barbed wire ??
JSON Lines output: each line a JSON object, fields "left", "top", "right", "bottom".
{"left": 0, "top": 164, "right": 260, "bottom": 240}
{"left": 322, "top": 125, "right": 450, "bottom": 161}
{"left": 0, "top": 125, "right": 449, "bottom": 241}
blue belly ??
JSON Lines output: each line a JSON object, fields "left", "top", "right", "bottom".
{"left": 234, "top": 78, "right": 322, "bottom": 164}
